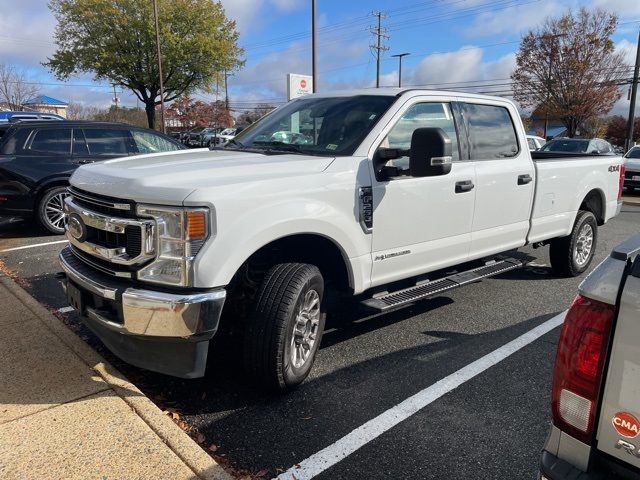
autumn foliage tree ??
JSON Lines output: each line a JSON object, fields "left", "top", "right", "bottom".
{"left": 237, "top": 103, "right": 276, "bottom": 126}
{"left": 165, "top": 96, "right": 233, "bottom": 129}
{"left": 512, "top": 8, "right": 629, "bottom": 137}
{"left": 606, "top": 115, "right": 640, "bottom": 146}
{"left": 45, "top": 0, "right": 243, "bottom": 129}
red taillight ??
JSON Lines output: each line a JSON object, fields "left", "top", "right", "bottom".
{"left": 551, "top": 295, "right": 615, "bottom": 444}
{"left": 618, "top": 164, "right": 625, "bottom": 200}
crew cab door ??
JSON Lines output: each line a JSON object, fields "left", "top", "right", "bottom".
{"left": 369, "top": 99, "right": 476, "bottom": 287}
{"left": 596, "top": 259, "right": 640, "bottom": 470}
{"left": 460, "top": 102, "right": 535, "bottom": 258}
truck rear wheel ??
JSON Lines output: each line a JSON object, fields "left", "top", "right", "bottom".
{"left": 550, "top": 210, "right": 598, "bottom": 277}
{"left": 243, "top": 263, "right": 325, "bottom": 391}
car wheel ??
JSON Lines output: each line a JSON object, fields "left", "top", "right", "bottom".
{"left": 37, "top": 186, "right": 69, "bottom": 235}
{"left": 550, "top": 210, "right": 597, "bottom": 277}
{"left": 243, "top": 263, "right": 325, "bottom": 391}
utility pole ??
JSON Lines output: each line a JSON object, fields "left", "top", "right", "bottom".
{"left": 152, "top": 0, "right": 166, "bottom": 133}
{"left": 626, "top": 28, "right": 640, "bottom": 151}
{"left": 542, "top": 33, "right": 565, "bottom": 140}
{"left": 224, "top": 70, "right": 233, "bottom": 111}
{"left": 312, "top": 0, "right": 317, "bottom": 93}
{"left": 370, "top": 11, "right": 389, "bottom": 88}
{"left": 391, "top": 53, "right": 410, "bottom": 87}
{"left": 112, "top": 84, "right": 119, "bottom": 110}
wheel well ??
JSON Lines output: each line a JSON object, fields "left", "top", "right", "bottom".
{"left": 34, "top": 180, "right": 70, "bottom": 209}
{"left": 580, "top": 189, "right": 605, "bottom": 225}
{"left": 221, "top": 234, "right": 352, "bottom": 326}
{"left": 244, "top": 234, "right": 351, "bottom": 291}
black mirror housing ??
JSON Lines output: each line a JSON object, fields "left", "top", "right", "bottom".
{"left": 409, "top": 127, "right": 453, "bottom": 177}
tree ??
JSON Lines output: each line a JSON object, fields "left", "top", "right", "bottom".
{"left": 66, "top": 101, "right": 99, "bottom": 120}
{"left": 512, "top": 8, "right": 629, "bottom": 137}
{"left": 606, "top": 115, "right": 640, "bottom": 146}
{"left": 45, "top": 0, "right": 243, "bottom": 129}
{"left": 0, "top": 64, "right": 40, "bottom": 110}
{"left": 237, "top": 103, "right": 276, "bottom": 126}
{"left": 165, "top": 96, "right": 233, "bottom": 129}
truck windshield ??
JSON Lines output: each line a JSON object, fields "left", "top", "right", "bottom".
{"left": 227, "top": 95, "right": 396, "bottom": 156}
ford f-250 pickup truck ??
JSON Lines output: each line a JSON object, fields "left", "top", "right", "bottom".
{"left": 58, "top": 89, "right": 624, "bottom": 390}
{"left": 540, "top": 233, "right": 640, "bottom": 479}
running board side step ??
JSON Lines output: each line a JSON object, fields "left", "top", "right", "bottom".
{"left": 362, "top": 258, "right": 524, "bottom": 312}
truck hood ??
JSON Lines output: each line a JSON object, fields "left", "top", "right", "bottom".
{"left": 70, "top": 149, "right": 335, "bottom": 204}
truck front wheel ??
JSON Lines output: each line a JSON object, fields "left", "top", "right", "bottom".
{"left": 243, "top": 263, "right": 326, "bottom": 390}
{"left": 549, "top": 210, "right": 598, "bottom": 277}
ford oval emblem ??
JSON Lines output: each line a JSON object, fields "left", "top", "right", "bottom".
{"left": 67, "top": 214, "right": 87, "bottom": 242}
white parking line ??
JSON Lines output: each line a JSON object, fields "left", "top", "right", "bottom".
{"left": 0, "top": 240, "right": 68, "bottom": 253}
{"left": 57, "top": 306, "right": 75, "bottom": 313}
{"left": 275, "top": 312, "right": 565, "bottom": 480}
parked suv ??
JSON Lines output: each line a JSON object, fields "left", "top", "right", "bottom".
{"left": 0, "top": 121, "right": 183, "bottom": 234}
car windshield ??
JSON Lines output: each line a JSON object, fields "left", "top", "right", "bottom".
{"left": 541, "top": 139, "right": 590, "bottom": 153}
{"left": 626, "top": 147, "right": 640, "bottom": 159}
{"left": 226, "top": 95, "right": 396, "bottom": 156}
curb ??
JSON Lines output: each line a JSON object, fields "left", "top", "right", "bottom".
{"left": 0, "top": 274, "right": 232, "bottom": 480}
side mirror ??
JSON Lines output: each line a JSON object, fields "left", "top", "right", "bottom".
{"left": 409, "top": 127, "right": 452, "bottom": 177}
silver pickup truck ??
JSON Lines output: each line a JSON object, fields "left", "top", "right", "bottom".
{"left": 540, "top": 233, "right": 640, "bottom": 479}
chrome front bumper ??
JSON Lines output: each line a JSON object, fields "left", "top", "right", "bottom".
{"left": 59, "top": 247, "right": 226, "bottom": 378}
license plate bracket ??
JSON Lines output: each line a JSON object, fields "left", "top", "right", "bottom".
{"left": 67, "top": 282, "right": 85, "bottom": 314}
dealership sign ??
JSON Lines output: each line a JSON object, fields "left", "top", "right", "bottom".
{"left": 287, "top": 74, "right": 313, "bottom": 100}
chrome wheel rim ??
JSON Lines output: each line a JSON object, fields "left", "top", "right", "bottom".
{"left": 574, "top": 223, "right": 594, "bottom": 267}
{"left": 290, "top": 289, "right": 321, "bottom": 369}
{"left": 45, "top": 192, "right": 68, "bottom": 231}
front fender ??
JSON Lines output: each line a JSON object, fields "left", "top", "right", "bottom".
{"left": 191, "top": 197, "right": 372, "bottom": 293}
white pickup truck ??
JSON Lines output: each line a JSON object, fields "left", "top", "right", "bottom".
{"left": 58, "top": 89, "right": 624, "bottom": 390}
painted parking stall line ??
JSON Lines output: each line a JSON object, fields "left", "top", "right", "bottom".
{"left": 0, "top": 240, "right": 68, "bottom": 253}
{"left": 276, "top": 312, "right": 565, "bottom": 480}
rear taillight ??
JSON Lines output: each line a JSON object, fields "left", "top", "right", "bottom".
{"left": 551, "top": 294, "right": 615, "bottom": 444}
{"left": 618, "top": 164, "right": 625, "bottom": 200}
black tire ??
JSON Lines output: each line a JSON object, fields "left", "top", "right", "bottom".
{"left": 37, "top": 186, "right": 69, "bottom": 234}
{"left": 549, "top": 210, "right": 598, "bottom": 277}
{"left": 243, "top": 263, "right": 325, "bottom": 391}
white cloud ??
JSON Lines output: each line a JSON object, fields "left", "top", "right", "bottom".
{"left": 465, "top": 1, "right": 568, "bottom": 37}
{"left": 0, "top": 0, "right": 56, "bottom": 66}
{"left": 591, "top": 0, "right": 640, "bottom": 17}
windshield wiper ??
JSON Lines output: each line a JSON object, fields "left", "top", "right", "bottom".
{"left": 252, "top": 141, "right": 303, "bottom": 154}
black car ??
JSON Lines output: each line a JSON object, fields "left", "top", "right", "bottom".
{"left": 0, "top": 121, "right": 184, "bottom": 234}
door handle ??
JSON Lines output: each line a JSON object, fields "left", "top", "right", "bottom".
{"left": 518, "top": 174, "right": 532, "bottom": 185}
{"left": 455, "top": 180, "right": 474, "bottom": 193}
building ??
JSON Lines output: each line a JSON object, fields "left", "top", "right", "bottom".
{"left": 21, "top": 95, "right": 68, "bottom": 118}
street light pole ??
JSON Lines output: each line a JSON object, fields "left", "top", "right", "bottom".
{"left": 152, "top": 0, "right": 166, "bottom": 133}
{"left": 311, "top": 0, "right": 317, "bottom": 93}
{"left": 626, "top": 28, "right": 640, "bottom": 151}
{"left": 391, "top": 53, "right": 410, "bottom": 87}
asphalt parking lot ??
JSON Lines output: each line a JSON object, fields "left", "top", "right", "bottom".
{"left": 2, "top": 200, "right": 640, "bottom": 480}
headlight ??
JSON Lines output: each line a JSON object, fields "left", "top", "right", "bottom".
{"left": 136, "top": 205, "right": 210, "bottom": 287}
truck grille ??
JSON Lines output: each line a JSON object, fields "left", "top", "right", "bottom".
{"left": 68, "top": 187, "right": 136, "bottom": 218}
{"left": 63, "top": 190, "right": 155, "bottom": 278}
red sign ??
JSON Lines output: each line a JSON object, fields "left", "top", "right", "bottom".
{"left": 300, "top": 79, "right": 307, "bottom": 89}
{"left": 612, "top": 412, "right": 640, "bottom": 438}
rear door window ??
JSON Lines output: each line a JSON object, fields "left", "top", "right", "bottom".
{"left": 82, "top": 128, "right": 133, "bottom": 156}
{"left": 27, "top": 128, "right": 72, "bottom": 155}
{"left": 463, "top": 103, "right": 519, "bottom": 159}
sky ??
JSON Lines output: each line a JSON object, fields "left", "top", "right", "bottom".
{"left": 1, "top": 0, "right": 639, "bottom": 116}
